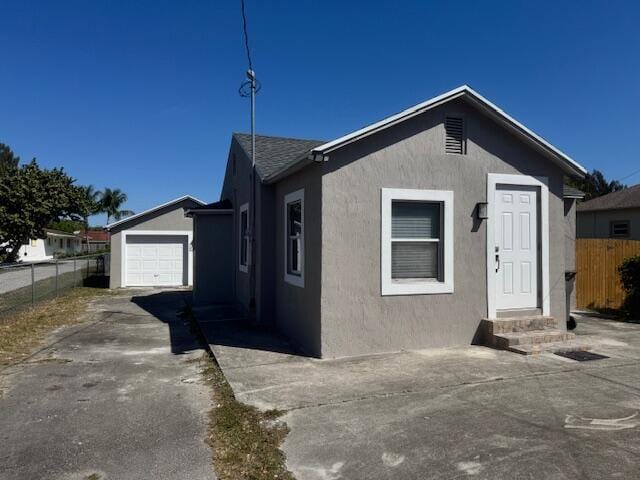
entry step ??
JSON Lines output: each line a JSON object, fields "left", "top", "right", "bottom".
{"left": 507, "top": 340, "right": 592, "bottom": 356}
{"left": 482, "top": 316, "right": 558, "bottom": 335}
{"left": 494, "top": 329, "right": 575, "bottom": 348}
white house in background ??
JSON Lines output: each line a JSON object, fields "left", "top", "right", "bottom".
{"left": 17, "top": 229, "right": 82, "bottom": 262}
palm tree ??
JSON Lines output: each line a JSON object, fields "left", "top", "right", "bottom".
{"left": 81, "top": 185, "right": 103, "bottom": 251}
{"left": 101, "top": 188, "right": 134, "bottom": 225}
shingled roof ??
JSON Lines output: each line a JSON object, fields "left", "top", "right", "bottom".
{"left": 577, "top": 184, "right": 640, "bottom": 212}
{"left": 233, "top": 133, "right": 325, "bottom": 180}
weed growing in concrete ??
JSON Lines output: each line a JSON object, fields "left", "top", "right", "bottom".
{"left": 199, "top": 353, "right": 295, "bottom": 480}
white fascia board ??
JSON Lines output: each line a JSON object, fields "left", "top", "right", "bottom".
{"left": 311, "top": 85, "right": 586, "bottom": 177}
{"left": 106, "top": 195, "right": 206, "bottom": 230}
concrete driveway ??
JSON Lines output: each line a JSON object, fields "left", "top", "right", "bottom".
{"left": 198, "top": 314, "right": 640, "bottom": 480}
{"left": 0, "top": 290, "right": 215, "bottom": 480}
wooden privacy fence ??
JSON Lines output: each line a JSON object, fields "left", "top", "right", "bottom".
{"left": 576, "top": 239, "right": 640, "bottom": 309}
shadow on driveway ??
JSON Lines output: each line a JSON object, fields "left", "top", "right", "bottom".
{"left": 130, "top": 290, "right": 201, "bottom": 355}
{"left": 198, "top": 318, "right": 303, "bottom": 356}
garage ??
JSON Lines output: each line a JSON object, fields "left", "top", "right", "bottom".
{"left": 125, "top": 235, "right": 187, "bottom": 286}
{"left": 105, "top": 195, "right": 205, "bottom": 289}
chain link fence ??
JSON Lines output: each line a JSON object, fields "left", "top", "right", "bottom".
{"left": 0, "top": 253, "right": 110, "bottom": 317}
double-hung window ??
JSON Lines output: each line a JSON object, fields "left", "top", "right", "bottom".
{"left": 381, "top": 188, "right": 454, "bottom": 295}
{"left": 284, "top": 189, "right": 304, "bottom": 287}
{"left": 239, "top": 202, "right": 249, "bottom": 272}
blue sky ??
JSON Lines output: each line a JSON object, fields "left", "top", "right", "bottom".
{"left": 1, "top": 0, "right": 638, "bottom": 225}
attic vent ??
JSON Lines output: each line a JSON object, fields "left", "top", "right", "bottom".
{"left": 445, "top": 117, "right": 465, "bottom": 154}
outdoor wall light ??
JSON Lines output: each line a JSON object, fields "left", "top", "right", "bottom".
{"left": 476, "top": 202, "right": 488, "bottom": 220}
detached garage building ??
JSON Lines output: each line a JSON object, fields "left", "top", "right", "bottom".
{"left": 106, "top": 195, "right": 205, "bottom": 289}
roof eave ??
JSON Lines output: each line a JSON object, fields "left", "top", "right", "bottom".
{"left": 262, "top": 154, "right": 316, "bottom": 184}
{"left": 311, "top": 85, "right": 587, "bottom": 179}
{"left": 106, "top": 195, "right": 206, "bottom": 230}
{"left": 185, "top": 209, "right": 233, "bottom": 217}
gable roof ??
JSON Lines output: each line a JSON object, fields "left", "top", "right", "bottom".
{"left": 311, "top": 85, "right": 586, "bottom": 178}
{"left": 577, "top": 184, "right": 640, "bottom": 212}
{"left": 239, "top": 86, "right": 586, "bottom": 183}
{"left": 233, "top": 133, "right": 325, "bottom": 180}
{"left": 105, "top": 195, "right": 206, "bottom": 230}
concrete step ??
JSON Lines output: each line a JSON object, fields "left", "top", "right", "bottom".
{"left": 507, "top": 340, "right": 591, "bottom": 356}
{"left": 494, "top": 329, "right": 576, "bottom": 348}
{"left": 482, "top": 316, "right": 558, "bottom": 335}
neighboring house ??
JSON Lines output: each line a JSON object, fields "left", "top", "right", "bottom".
{"left": 17, "top": 229, "right": 82, "bottom": 262}
{"left": 577, "top": 184, "right": 640, "bottom": 239}
{"left": 105, "top": 195, "right": 205, "bottom": 289}
{"left": 82, "top": 229, "right": 110, "bottom": 253}
{"left": 189, "top": 85, "right": 587, "bottom": 358}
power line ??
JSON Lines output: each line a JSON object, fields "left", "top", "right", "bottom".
{"left": 240, "top": 0, "right": 253, "bottom": 72}
{"left": 619, "top": 166, "right": 640, "bottom": 182}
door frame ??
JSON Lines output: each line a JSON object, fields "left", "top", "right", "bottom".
{"left": 121, "top": 230, "right": 193, "bottom": 287}
{"left": 486, "top": 174, "right": 549, "bottom": 319}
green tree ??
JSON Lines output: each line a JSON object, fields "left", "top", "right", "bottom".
{"left": 80, "top": 185, "right": 103, "bottom": 248}
{"left": 0, "top": 159, "right": 91, "bottom": 262}
{"left": 100, "top": 188, "right": 134, "bottom": 225}
{"left": 48, "top": 219, "right": 85, "bottom": 233}
{"left": 567, "top": 169, "right": 626, "bottom": 201}
{"left": 0, "top": 143, "right": 19, "bottom": 173}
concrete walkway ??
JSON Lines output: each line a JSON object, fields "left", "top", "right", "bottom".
{"left": 197, "top": 314, "right": 640, "bottom": 480}
{"left": 0, "top": 290, "right": 215, "bottom": 480}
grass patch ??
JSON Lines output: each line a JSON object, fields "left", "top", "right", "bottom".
{"left": 199, "top": 353, "right": 295, "bottom": 480}
{"left": 0, "top": 287, "right": 110, "bottom": 366}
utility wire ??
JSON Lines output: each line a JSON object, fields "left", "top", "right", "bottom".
{"left": 240, "top": 0, "right": 253, "bottom": 72}
{"left": 619, "top": 166, "right": 640, "bottom": 182}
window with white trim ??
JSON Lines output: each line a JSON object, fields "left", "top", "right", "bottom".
{"left": 284, "top": 189, "right": 304, "bottom": 287}
{"left": 610, "top": 220, "right": 630, "bottom": 238}
{"left": 381, "top": 188, "right": 454, "bottom": 295}
{"left": 239, "top": 203, "right": 249, "bottom": 272}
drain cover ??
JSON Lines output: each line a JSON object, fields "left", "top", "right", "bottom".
{"left": 555, "top": 351, "right": 609, "bottom": 361}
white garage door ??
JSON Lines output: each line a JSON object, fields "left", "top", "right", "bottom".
{"left": 125, "top": 235, "right": 186, "bottom": 286}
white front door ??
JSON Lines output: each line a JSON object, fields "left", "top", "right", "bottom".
{"left": 494, "top": 185, "right": 538, "bottom": 310}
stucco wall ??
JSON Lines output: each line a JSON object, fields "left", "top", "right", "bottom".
{"left": 319, "top": 99, "right": 568, "bottom": 358}
{"left": 223, "top": 141, "right": 252, "bottom": 313}
{"left": 218, "top": 138, "right": 278, "bottom": 324}
{"left": 192, "top": 214, "right": 234, "bottom": 305}
{"left": 274, "top": 165, "right": 323, "bottom": 357}
{"left": 577, "top": 208, "right": 640, "bottom": 240}
{"left": 109, "top": 198, "right": 199, "bottom": 288}
{"left": 255, "top": 184, "right": 276, "bottom": 323}
{"left": 564, "top": 198, "right": 577, "bottom": 310}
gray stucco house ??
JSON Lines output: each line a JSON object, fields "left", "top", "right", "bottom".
{"left": 189, "top": 86, "right": 587, "bottom": 358}
{"left": 577, "top": 184, "right": 640, "bottom": 239}
{"left": 106, "top": 195, "right": 205, "bottom": 289}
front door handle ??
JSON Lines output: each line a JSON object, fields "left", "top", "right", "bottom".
{"left": 495, "top": 246, "right": 500, "bottom": 272}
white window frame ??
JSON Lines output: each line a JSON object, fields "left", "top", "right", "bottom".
{"left": 284, "top": 189, "right": 304, "bottom": 288}
{"left": 239, "top": 202, "right": 249, "bottom": 273}
{"left": 381, "top": 188, "right": 454, "bottom": 295}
